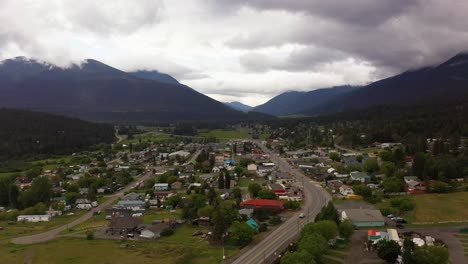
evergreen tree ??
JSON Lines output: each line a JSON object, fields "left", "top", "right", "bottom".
{"left": 218, "top": 172, "right": 225, "bottom": 189}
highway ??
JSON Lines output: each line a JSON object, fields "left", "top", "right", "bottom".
{"left": 230, "top": 141, "right": 331, "bottom": 264}
{"left": 11, "top": 171, "right": 155, "bottom": 245}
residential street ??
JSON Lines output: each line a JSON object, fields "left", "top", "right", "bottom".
{"left": 11, "top": 171, "right": 155, "bottom": 245}
{"left": 230, "top": 141, "right": 331, "bottom": 264}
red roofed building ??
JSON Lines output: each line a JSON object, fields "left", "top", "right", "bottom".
{"left": 240, "top": 199, "right": 284, "bottom": 212}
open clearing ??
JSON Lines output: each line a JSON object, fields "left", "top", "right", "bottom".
{"left": 1, "top": 225, "right": 239, "bottom": 264}
{"left": 198, "top": 128, "right": 250, "bottom": 140}
{"left": 410, "top": 192, "right": 468, "bottom": 223}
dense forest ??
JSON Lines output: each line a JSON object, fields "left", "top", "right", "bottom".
{"left": 0, "top": 109, "right": 115, "bottom": 159}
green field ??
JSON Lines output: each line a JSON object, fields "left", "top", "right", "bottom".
{"left": 410, "top": 192, "right": 468, "bottom": 224}
{"left": 122, "top": 132, "right": 174, "bottom": 144}
{"left": 198, "top": 128, "right": 251, "bottom": 140}
{"left": 0, "top": 211, "right": 87, "bottom": 242}
{"left": 1, "top": 225, "right": 239, "bottom": 264}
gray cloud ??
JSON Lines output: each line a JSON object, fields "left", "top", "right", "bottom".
{"left": 222, "top": 0, "right": 468, "bottom": 74}
{"left": 1, "top": 0, "right": 468, "bottom": 105}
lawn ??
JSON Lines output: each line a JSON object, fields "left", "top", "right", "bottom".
{"left": 122, "top": 132, "right": 173, "bottom": 145}
{"left": 0, "top": 210, "right": 87, "bottom": 242}
{"left": 410, "top": 192, "right": 468, "bottom": 224}
{"left": 198, "top": 128, "right": 251, "bottom": 140}
{"left": 238, "top": 177, "right": 267, "bottom": 188}
{"left": 0, "top": 225, "right": 239, "bottom": 264}
{"left": 141, "top": 209, "right": 183, "bottom": 224}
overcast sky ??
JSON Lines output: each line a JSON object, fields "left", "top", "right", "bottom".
{"left": 1, "top": 0, "right": 468, "bottom": 106}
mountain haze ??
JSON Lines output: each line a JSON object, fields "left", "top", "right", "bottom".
{"left": 224, "top": 101, "right": 253, "bottom": 112}
{"left": 301, "top": 53, "right": 468, "bottom": 115}
{"left": 253, "top": 86, "right": 358, "bottom": 116}
{"left": 0, "top": 57, "right": 255, "bottom": 123}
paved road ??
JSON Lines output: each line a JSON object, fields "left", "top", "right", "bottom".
{"left": 11, "top": 171, "right": 155, "bottom": 245}
{"left": 230, "top": 141, "right": 331, "bottom": 264}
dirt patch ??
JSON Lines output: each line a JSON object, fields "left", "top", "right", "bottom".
{"left": 335, "top": 200, "right": 377, "bottom": 211}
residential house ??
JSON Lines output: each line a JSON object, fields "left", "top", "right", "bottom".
{"left": 339, "top": 185, "right": 354, "bottom": 196}
{"left": 106, "top": 208, "right": 133, "bottom": 219}
{"left": 350, "top": 171, "right": 371, "bottom": 183}
{"left": 117, "top": 200, "right": 146, "bottom": 211}
{"left": 154, "top": 183, "right": 169, "bottom": 191}
{"left": 212, "top": 167, "right": 221, "bottom": 173}
{"left": 107, "top": 217, "right": 143, "bottom": 235}
{"left": 17, "top": 215, "right": 51, "bottom": 222}
{"left": 199, "top": 173, "right": 215, "bottom": 181}
{"left": 214, "top": 155, "right": 225, "bottom": 166}
{"left": 269, "top": 183, "right": 287, "bottom": 196}
{"left": 171, "top": 181, "right": 183, "bottom": 190}
{"left": 247, "top": 163, "right": 258, "bottom": 172}
{"left": 404, "top": 176, "right": 426, "bottom": 193}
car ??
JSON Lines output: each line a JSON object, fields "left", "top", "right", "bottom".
{"left": 299, "top": 213, "right": 305, "bottom": 218}
{"left": 387, "top": 214, "right": 395, "bottom": 218}
{"left": 396, "top": 223, "right": 405, "bottom": 229}
{"left": 396, "top": 218, "right": 407, "bottom": 224}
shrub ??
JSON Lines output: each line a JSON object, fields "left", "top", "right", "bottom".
{"left": 86, "top": 230, "right": 94, "bottom": 240}
{"left": 284, "top": 201, "right": 301, "bottom": 209}
{"left": 160, "top": 227, "right": 174, "bottom": 237}
{"left": 268, "top": 216, "right": 282, "bottom": 225}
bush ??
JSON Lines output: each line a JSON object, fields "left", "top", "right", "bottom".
{"left": 160, "top": 227, "right": 174, "bottom": 237}
{"left": 268, "top": 216, "right": 282, "bottom": 225}
{"left": 259, "top": 223, "right": 268, "bottom": 232}
{"left": 284, "top": 201, "right": 301, "bottom": 209}
{"left": 379, "top": 206, "right": 398, "bottom": 217}
{"left": 86, "top": 230, "right": 94, "bottom": 240}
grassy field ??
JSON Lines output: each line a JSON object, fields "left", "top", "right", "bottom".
{"left": 0, "top": 210, "right": 87, "bottom": 242}
{"left": 238, "top": 177, "right": 267, "bottom": 188}
{"left": 1, "top": 225, "right": 239, "bottom": 264}
{"left": 198, "top": 128, "right": 251, "bottom": 140}
{"left": 409, "top": 192, "right": 468, "bottom": 223}
{"left": 122, "top": 132, "right": 174, "bottom": 144}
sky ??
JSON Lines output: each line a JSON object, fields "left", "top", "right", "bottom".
{"left": 1, "top": 0, "right": 468, "bottom": 106}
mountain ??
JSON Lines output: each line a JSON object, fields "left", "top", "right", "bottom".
{"left": 253, "top": 86, "right": 359, "bottom": 116}
{"left": 224, "top": 101, "right": 253, "bottom": 112}
{"left": 0, "top": 108, "right": 115, "bottom": 159}
{"left": 129, "top": 70, "right": 179, "bottom": 84}
{"left": 0, "top": 57, "right": 254, "bottom": 123}
{"left": 301, "top": 53, "right": 468, "bottom": 115}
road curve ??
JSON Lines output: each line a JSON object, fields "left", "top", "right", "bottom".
{"left": 11, "top": 171, "right": 154, "bottom": 245}
{"left": 230, "top": 141, "right": 331, "bottom": 264}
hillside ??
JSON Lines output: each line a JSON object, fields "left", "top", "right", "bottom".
{"left": 302, "top": 53, "right": 468, "bottom": 115}
{"left": 0, "top": 108, "right": 115, "bottom": 158}
{"left": 253, "top": 86, "right": 358, "bottom": 116}
{"left": 0, "top": 57, "right": 249, "bottom": 123}
{"left": 129, "top": 70, "right": 179, "bottom": 84}
{"left": 224, "top": 101, "right": 253, "bottom": 112}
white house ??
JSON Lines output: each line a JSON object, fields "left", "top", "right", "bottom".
{"left": 154, "top": 183, "right": 169, "bottom": 191}
{"left": 17, "top": 215, "right": 51, "bottom": 222}
{"left": 327, "top": 168, "right": 336, "bottom": 174}
{"left": 247, "top": 163, "right": 258, "bottom": 172}
{"left": 339, "top": 185, "right": 354, "bottom": 196}
{"left": 212, "top": 166, "right": 221, "bottom": 173}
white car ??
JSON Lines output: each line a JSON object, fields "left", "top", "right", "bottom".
{"left": 299, "top": 213, "right": 305, "bottom": 218}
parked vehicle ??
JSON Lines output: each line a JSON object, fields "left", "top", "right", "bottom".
{"left": 299, "top": 213, "right": 305, "bottom": 218}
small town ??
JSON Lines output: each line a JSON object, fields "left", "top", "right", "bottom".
{"left": 1, "top": 123, "right": 467, "bottom": 264}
